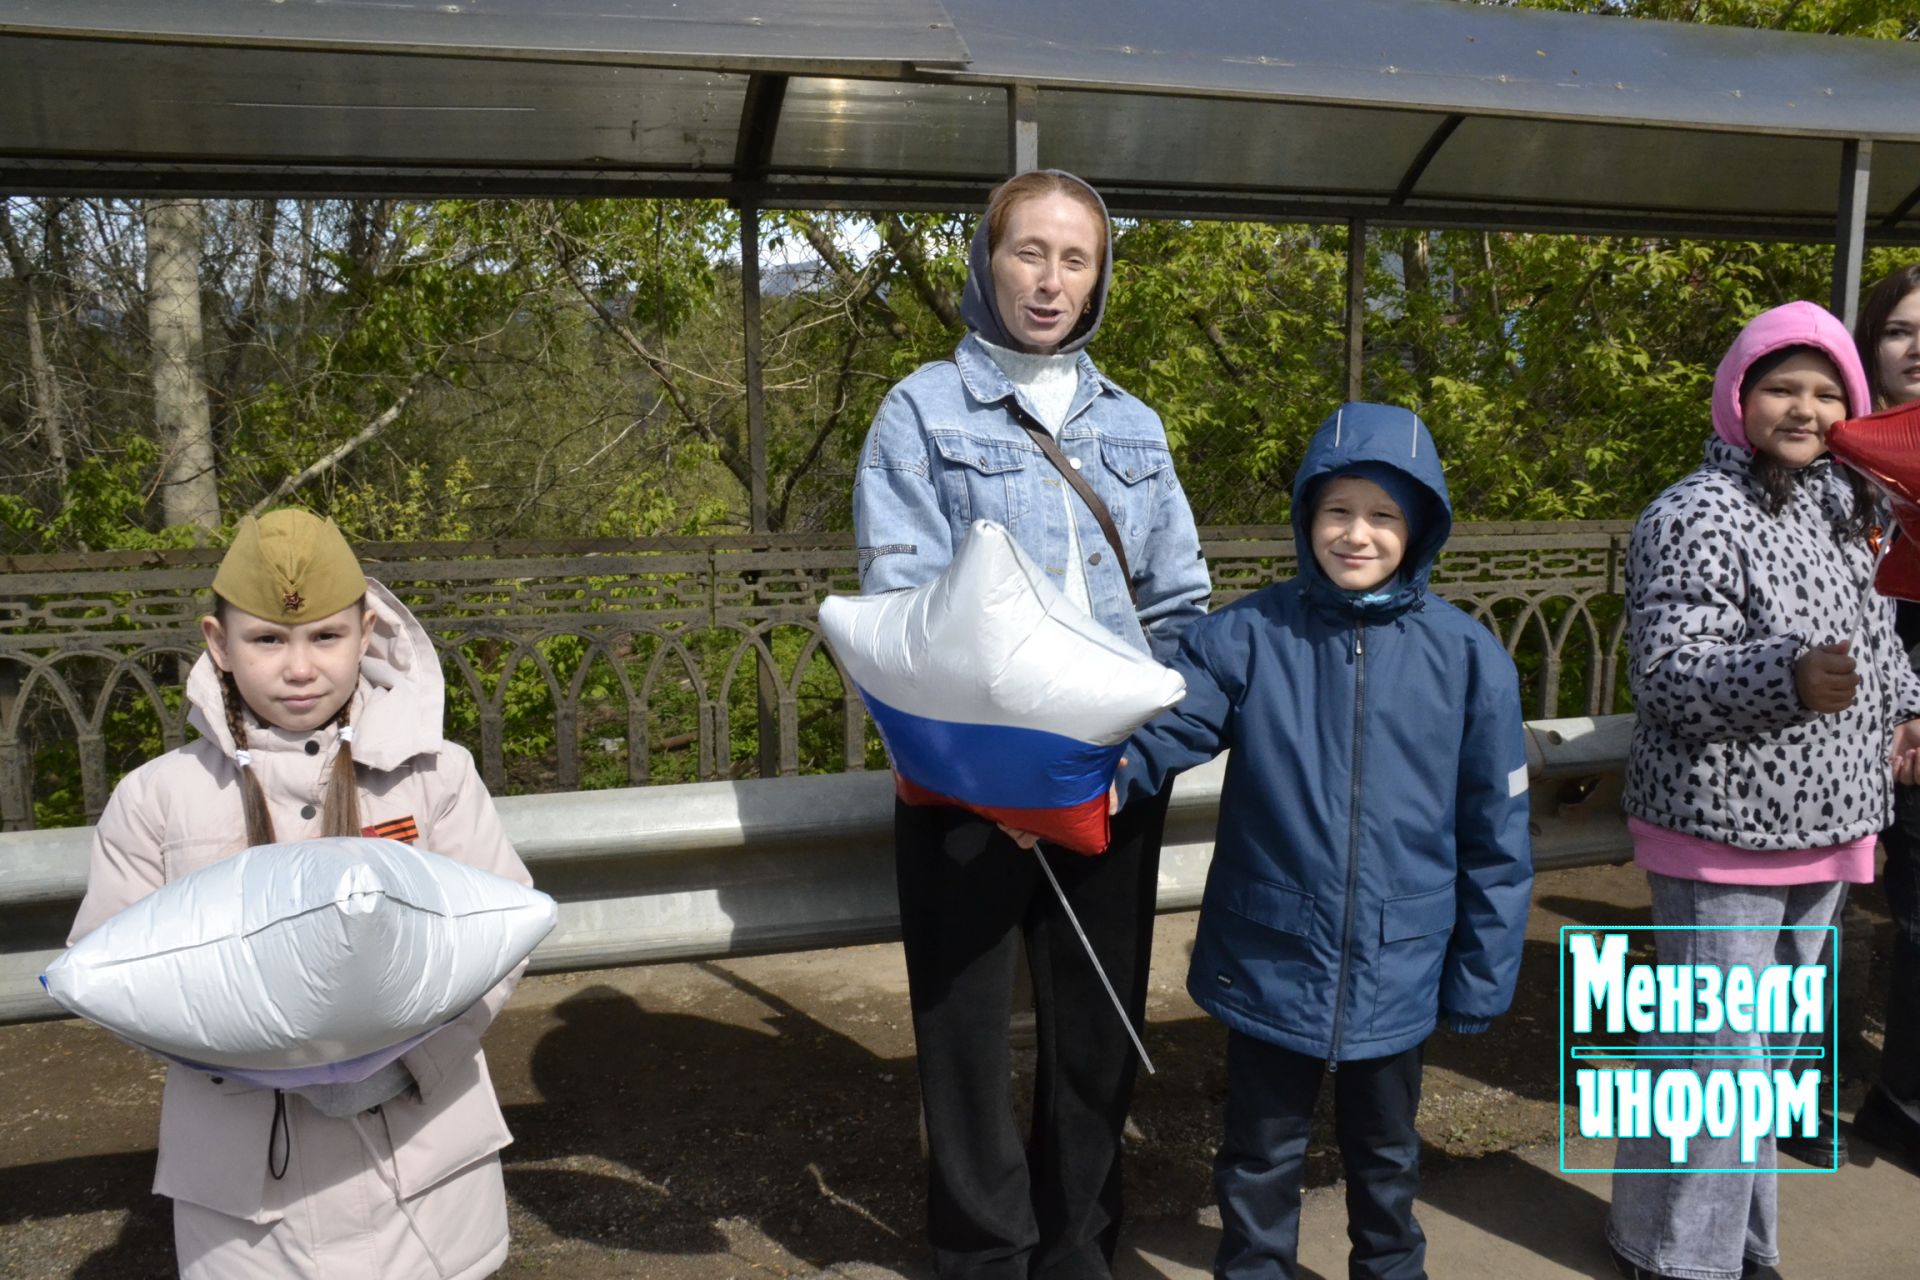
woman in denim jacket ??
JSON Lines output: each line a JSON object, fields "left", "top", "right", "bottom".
{"left": 853, "top": 170, "right": 1209, "bottom": 1279}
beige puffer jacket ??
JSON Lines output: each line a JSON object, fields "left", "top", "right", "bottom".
{"left": 69, "top": 581, "right": 529, "bottom": 1280}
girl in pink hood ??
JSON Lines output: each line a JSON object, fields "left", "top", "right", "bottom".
{"left": 1608, "top": 302, "right": 1920, "bottom": 1280}
{"left": 68, "top": 509, "right": 530, "bottom": 1280}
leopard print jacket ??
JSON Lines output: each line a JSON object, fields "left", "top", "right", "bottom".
{"left": 1623, "top": 437, "right": 1920, "bottom": 851}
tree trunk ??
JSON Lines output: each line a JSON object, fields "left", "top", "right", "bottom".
{"left": 0, "top": 207, "right": 69, "bottom": 482}
{"left": 878, "top": 214, "right": 963, "bottom": 331}
{"left": 21, "top": 287, "right": 69, "bottom": 481}
{"left": 1401, "top": 230, "right": 1436, "bottom": 385}
{"left": 145, "top": 198, "right": 221, "bottom": 536}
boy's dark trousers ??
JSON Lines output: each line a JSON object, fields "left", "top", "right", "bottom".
{"left": 1862, "top": 782, "right": 1920, "bottom": 1159}
{"left": 893, "top": 789, "right": 1171, "bottom": 1280}
{"left": 1214, "top": 1031, "right": 1427, "bottom": 1280}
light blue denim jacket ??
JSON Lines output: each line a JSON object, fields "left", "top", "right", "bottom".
{"left": 853, "top": 334, "right": 1210, "bottom": 661}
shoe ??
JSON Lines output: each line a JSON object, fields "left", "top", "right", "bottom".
{"left": 1775, "top": 1123, "right": 1847, "bottom": 1167}
{"left": 1608, "top": 1243, "right": 1679, "bottom": 1280}
{"left": 1851, "top": 1090, "right": 1920, "bottom": 1173}
{"left": 1742, "top": 1260, "right": 1784, "bottom": 1279}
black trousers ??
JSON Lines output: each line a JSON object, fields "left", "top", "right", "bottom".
{"left": 1214, "top": 1032, "right": 1427, "bottom": 1280}
{"left": 893, "top": 789, "right": 1170, "bottom": 1280}
{"left": 1872, "top": 783, "right": 1920, "bottom": 1142}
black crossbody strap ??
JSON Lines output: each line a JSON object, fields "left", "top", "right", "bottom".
{"left": 1016, "top": 417, "right": 1138, "bottom": 607}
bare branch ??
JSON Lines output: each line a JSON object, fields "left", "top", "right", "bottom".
{"left": 789, "top": 214, "right": 909, "bottom": 338}
{"left": 878, "top": 214, "right": 963, "bottom": 331}
{"left": 773, "top": 326, "right": 864, "bottom": 530}
{"left": 245, "top": 372, "right": 428, "bottom": 518}
{"left": 550, "top": 244, "right": 752, "bottom": 494}
{"left": 1190, "top": 310, "right": 1244, "bottom": 381}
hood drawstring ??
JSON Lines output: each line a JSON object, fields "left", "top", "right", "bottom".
{"left": 267, "top": 1089, "right": 289, "bottom": 1179}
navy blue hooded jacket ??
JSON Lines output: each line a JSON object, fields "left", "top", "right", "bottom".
{"left": 1113, "top": 403, "right": 1533, "bottom": 1062}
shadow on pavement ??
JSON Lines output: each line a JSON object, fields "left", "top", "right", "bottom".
{"left": 0, "top": 1150, "right": 170, "bottom": 1277}
{"left": 1419, "top": 1149, "right": 1613, "bottom": 1277}
{"left": 504, "top": 967, "right": 927, "bottom": 1273}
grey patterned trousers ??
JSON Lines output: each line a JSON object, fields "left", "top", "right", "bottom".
{"left": 1605, "top": 874, "right": 1845, "bottom": 1280}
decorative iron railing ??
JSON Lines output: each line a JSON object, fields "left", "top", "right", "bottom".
{"left": 0, "top": 522, "right": 1630, "bottom": 830}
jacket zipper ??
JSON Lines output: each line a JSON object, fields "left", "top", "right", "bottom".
{"left": 1328, "top": 622, "right": 1367, "bottom": 1071}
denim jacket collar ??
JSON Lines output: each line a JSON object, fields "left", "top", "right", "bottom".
{"left": 954, "top": 333, "right": 1117, "bottom": 431}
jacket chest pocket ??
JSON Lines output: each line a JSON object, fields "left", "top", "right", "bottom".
{"left": 1096, "top": 439, "right": 1173, "bottom": 541}
{"left": 162, "top": 835, "right": 244, "bottom": 882}
{"left": 930, "top": 432, "right": 1033, "bottom": 528}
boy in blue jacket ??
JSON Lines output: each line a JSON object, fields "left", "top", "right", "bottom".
{"left": 1113, "top": 402, "right": 1533, "bottom": 1280}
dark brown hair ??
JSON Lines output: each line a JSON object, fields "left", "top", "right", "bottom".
{"left": 215, "top": 596, "right": 366, "bottom": 847}
{"left": 984, "top": 171, "right": 1107, "bottom": 271}
{"left": 1747, "top": 452, "right": 1877, "bottom": 541}
{"left": 1855, "top": 263, "right": 1920, "bottom": 408}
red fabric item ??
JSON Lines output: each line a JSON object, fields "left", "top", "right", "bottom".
{"left": 893, "top": 773, "right": 1112, "bottom": 855}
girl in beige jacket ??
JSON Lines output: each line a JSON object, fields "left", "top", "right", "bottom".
{"left": 68, "top": 510, "right": 531, "bottom": 1280}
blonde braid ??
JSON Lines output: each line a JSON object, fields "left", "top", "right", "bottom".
{"left": 320, "top": 699, "right": 363, "bottom": 838}
{"left": 220, "top": 669, "right": 278, "bottom": 848}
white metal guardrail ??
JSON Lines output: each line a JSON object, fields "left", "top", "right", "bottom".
{"left": 0, "top": 714, "right": 1635, "bottom": 1025}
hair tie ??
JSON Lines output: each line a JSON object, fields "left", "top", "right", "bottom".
{"left": 234, "top": 750, "right": 254, "bottom": 769}
{"left": 337, "top": 725, "right": 355, "bottom": 744}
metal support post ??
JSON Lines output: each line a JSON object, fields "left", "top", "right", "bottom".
{"left": 1345, "top": 217, "right": 1366, "bottom": 402}
{"left": 1832, "top": 139, "right": 1872, "bottom": 328}
{"left": 740, "top": 201, "right": 781, "bottom": 778}
{"left": 1008, "top": 83, "right": 1039, "bottom": 175}
{"left": 742, "top": 203, "right": 768, "bottom": 533}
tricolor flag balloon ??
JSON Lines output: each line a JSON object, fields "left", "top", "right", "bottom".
{"left": 1827, "top": 400, "right": 1920, "bottom": 601}
{"left": 821, "top": 520, "right": 1186, "bottom": 855}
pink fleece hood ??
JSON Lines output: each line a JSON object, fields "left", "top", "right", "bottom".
{"left": 1712, "top": 300, "right": 1871, "bottom": 452}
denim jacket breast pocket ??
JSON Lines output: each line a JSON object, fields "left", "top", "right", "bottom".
{"left": 929, "top": 430, "right": 1035, "bottom": 530}
{"left": 1095, "top": 437, "right": 1174, "bottom": 545}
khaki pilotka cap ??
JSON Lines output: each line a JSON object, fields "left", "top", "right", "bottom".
{"left": 210, "top": 510, "right": 367, "bottom": 623}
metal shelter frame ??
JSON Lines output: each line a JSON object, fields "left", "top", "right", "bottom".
{"left": 7, "top": 0, "right": 1920, "bottom": 500}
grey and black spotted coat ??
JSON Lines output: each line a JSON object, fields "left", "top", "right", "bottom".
{"left": 1623, "top": 437, "right": 1920, "bottom": 851}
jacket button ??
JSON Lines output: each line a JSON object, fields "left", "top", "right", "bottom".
{"left": 210, "top": 1076, "right": 224, "bottom": 1085}
{"left": 1089, "top": 551, "right": 1103, "bottom": 565}
{"left": 304, "top": 740, "right": 320, "bottom": 756}
{"left": 1068, "top": 457, "right": 1083, "bottom": 471}
{"left": 301, "top": 804, "right": 316, "bottom": 820}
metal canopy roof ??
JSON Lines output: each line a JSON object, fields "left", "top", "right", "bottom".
{"left": 943, "top": 0, "right": 1918, "bottom": 138}
{"left": 3, "top": 0, "right": 1920, "bottom": 241}
{"left": 0, "top": 0, "right": 971, "bottom": 72}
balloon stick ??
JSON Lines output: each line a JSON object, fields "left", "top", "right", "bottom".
{"left": 1029, "top": 844, "right": 1155, "bottom": 1075}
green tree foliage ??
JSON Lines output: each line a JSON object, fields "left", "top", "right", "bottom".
{"left": 4, "top": 0, "right": 1919, "bottom": 819}
{"left": 3, "top": 0, "right": 1916, "bottom": 549}
{"left": 1501, "top": 0, "right": 1915, "bottom": 39}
